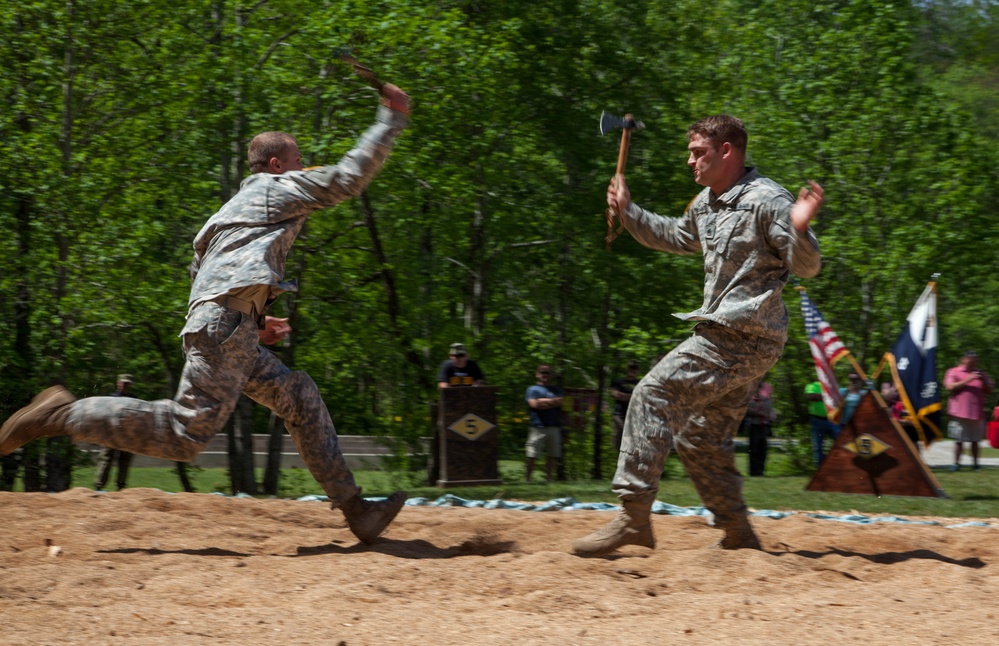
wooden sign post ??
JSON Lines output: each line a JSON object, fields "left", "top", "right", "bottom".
{"left": 437, "top": 386, "right": 502, "bottom": 488}
{"left": 806, "top": 391, "right": 945, "bottom": 498}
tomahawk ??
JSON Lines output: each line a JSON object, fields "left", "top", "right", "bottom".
{"left": 335, "top": 48, "right": 386, "bottom": 95}
{"left": 599, "top": 111, "right": 645, "bottom": 248}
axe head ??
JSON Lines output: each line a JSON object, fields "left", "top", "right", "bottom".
{"left": 333, "top": 47, "right": 384, "bottom": 94}
{"left": 599, "top": 111, "right": 645, "bottom": 136}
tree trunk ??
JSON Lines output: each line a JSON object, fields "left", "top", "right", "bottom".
{"left": 466, "top": 169, "right": 489, "bottom": 340}
{"left": 360, "top": 190, "right": 432, "bottom": 390}
{"left": 213, "top": 2, "right": 257, "bottom": 489}
{"left": 21, "top": 443, "right": 42, "bottom": 492}
{"left": 228, "top": 395, "right": 257, "bottom": 495}
{"left": 38, "top": 0, "right": 77, "bottom": 493}
{"left": 45, "top": 438, "right": 72, "bottom": 492}
{"left": 226, "top": 419, "right": 243, "bottom": 494}
{"left": 592, "top": 286, "right": 612, "bottom": 479}
{"left": 5, "top": 191, "right": 35, "bottom": 490}
{"left": 240, "top": 396, "right": 257, "bottom": 494}
{"left": 0, "top": 454, "right": 21, "bottom": 492}
{"left": 263, "top": 412, "right": 285, "bottom": 496}
{"left": 427, "top": 401, "right": 440, "bottom": 486}
{"left": 13, "top": 195, "right": 33, "bottom": 385}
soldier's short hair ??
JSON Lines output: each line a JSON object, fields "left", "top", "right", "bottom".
{"left": 248, "top": 131, "right": 298, "bottom": 174}
{"left": 687, "top": 115, "right": 748, "bottom": 153}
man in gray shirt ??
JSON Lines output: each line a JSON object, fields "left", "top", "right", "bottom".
{"left": 573, "top": 115, "right": 823, "bottom": 556}
{"left": 1, "top": 84, "right": 411, "bottom": 545}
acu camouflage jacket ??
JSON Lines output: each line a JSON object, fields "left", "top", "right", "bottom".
{"left": 620, "top": 168, "right": 821, "bottom": 343}
{"left": 182, "top": 105, "right": 408, "bottom": 335}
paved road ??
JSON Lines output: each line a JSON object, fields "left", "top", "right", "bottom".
{"left": 921, "top": 439, "right": 998, "bottom": 468}
{"left": 734, "top": 436, "right": 998, "bottom": 469}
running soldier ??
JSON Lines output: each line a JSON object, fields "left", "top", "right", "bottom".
{"left": 1, "top": 84, "right": 412, "bottom": 545}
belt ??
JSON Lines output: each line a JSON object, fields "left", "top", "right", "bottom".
{"left": 215, "top": 294, "right": 268, "bottom": 330}
{"left": 219, "top": 295, "right": 259, "bottom": 316}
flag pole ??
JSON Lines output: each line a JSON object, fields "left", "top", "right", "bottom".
{"left": 845, "top": 354, "right": 869, "bottom": 382}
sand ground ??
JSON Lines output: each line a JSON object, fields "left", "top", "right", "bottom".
{"left": 2, "top": 488, "right": 997, "bottom": 645}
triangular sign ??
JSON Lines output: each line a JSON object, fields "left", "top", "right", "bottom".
{"left": 806, "top": 391, "right": 945, "bottom": 498}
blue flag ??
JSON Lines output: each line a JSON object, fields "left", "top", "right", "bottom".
{"left": 884, "top": 281, "right": 942, "bottom": 446}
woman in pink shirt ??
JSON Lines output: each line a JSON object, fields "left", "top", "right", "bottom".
{"left": 944, "top": 351, "right": 994, "bottom": 471}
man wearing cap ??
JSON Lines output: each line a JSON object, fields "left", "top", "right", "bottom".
{"left": 436, "top": 343, "right": 486, "bottom": 389}
{"left": 93, "top": 374, "right": 137, "bottom": 491}
{"left": 944, "top": 351, "right": 994, "bottom": 471}
{"left": 0, "top": 82, "right": 412, "bottom": 545}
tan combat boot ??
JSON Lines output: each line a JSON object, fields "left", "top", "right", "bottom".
{"left": 716, "top": 517, "right": 762, "bottom": 550}
{"left": 571, "top": 501, "right": 656, "bottom": 556}
{"left": 339, "top": 491, "right": 407, "bottom": 544}
{"left": 0, "top": 386, "right": 77, "bottom": 456}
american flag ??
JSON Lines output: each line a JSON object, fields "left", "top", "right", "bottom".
{"left": 799, "top": 289, "right": 848, "bottom": 421}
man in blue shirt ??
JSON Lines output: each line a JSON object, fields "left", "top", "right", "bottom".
{"left": 839, "top": 373, "right": 866, "bottom": 427}
{"left": 525, "top": 364, "right": 563, "bottom": 483}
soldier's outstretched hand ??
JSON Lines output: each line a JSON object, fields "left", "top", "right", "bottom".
{"left": 790, "top": 181, "right": 824, "bottom": 232}
{"left": 381, "top": 83, "right": 410, "bottom": 116}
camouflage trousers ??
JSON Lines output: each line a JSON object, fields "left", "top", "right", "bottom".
{"left": 612, "top": 321, "right": 783, "bottom": 529}
{"left": 67, "top": 302, "right": 360, "bottom": 505}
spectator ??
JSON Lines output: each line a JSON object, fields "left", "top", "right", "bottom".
{"left": 525, "top": 364, "right": 563, "bottom": 483}
{"left": 805, "top": 380, "right": 840, "bottom": 466}
{"left": 436, "top": 343, "right": 485, "bottom": 389}
{"left": 93, "top": 374, "right": 136, "bottom": 491}
{"left": 609, "top": 361, "right": 641, "bottom": 452}
{"left": 882, "top": 382, "right": 920, "bottom": 454}
{"left": 944, "top": 351, "right": 994, "bottom": 471}
{"left": 839, "top": 372, "right": 867, "bottom": 427}
{"left": 744, "top": 382, "right": 775, "bottom": 476}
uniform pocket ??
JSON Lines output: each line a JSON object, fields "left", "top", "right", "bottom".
{"left": 208, "top": 308, "right": 244, "bottom": 346}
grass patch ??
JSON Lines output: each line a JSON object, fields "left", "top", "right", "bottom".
{"left": 30, "top": 451, "right": 996, "bottom": 520}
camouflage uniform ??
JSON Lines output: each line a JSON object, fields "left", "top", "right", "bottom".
{"left": 93, "top": 389, "right": 135, "bottom": 491}
{"left": 613, "top": 169, "right": 820, "bottom": 530}
{"left": 66, "top": 105, "right": 407, "bottom": 506}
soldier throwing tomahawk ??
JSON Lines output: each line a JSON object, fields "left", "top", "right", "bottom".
{"left": 0, "top": 82, "right": 411, "bottom": 545}
{"left": 573, "top": 115, "right": 824, "bottom": 556}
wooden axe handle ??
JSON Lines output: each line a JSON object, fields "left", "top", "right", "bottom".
{"left": 338, "top": 54, "right": 385, "bottom": 95}
{"left": 606, "top": 114, "right": 634, "bottom": 249}
{"left": 615, "top": 126, "right": 632, "bottom": 176}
